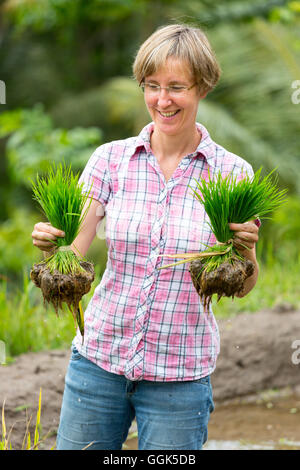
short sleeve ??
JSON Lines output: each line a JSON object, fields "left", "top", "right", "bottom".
{"left": 78, "top": 145, "right": 111, "bottom": 208}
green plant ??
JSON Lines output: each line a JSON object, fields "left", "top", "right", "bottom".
{"left": 159, "top": 168, "right": 287, "bottom": 306}
{"left": 31, "top": 162, "right": 92, "bottom": 274}
{"left": 161, "top": 168, "right": 287, "bottom": 267}
{"left": 191, "top": 167, "right": 287, "bottom": 264}
{"left": 29, "top": 162, "right": 94, "bottom": 338}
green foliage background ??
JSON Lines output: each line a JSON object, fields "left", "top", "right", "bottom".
{"left": 0, "top": 0, "right": 300, "bottom": 355}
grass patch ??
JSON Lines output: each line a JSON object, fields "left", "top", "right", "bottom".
{"left": 1, "top": 388, "right": 53, "bottom": 450}
{"left": 0, "top": 265, "right": 102, "bottom": 359}
{"left": 213, "top": 257, "right": 300, "bottom": 318}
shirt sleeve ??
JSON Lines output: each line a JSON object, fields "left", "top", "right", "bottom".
{"left": 78, "top": 144, "right": 112, "bottom": 208}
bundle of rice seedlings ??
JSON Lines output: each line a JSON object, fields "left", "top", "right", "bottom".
{"left": 30, "top": 163, "right": 94, "bottom": 339}
{"left": 159, "top": 168, "right": 287, "bottom": 308}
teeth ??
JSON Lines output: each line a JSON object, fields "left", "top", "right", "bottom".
{"left": 159, "top": 111, "right": 178, "bottom": 117}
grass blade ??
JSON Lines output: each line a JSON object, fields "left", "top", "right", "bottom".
{"left": 33, "top": 388, "right": 42, "bottom": 449}
{"left": 1, "top": 400, "right": 8, "bottom": 450}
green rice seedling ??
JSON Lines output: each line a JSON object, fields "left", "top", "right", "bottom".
{"left": 30, "top": 162, "right": 95, "bottom": 339}
{"left": 1, "top": 388, "right": 55, "bottom": 450}
{"left": 159, "top": 168, "right": 287, "bottom": 308}
{"left": 1, "top": 399, "right": 10, "bottom": 450}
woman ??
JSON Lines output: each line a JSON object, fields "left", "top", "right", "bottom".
{"left": 31, "top": 24, "right": 259, "bottom": 450}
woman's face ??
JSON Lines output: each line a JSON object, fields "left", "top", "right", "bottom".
{"left": 143, "top": 57, "right": 205, "bottom": 138}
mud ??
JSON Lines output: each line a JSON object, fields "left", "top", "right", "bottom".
{"left": 0, "top": 306, "right": 299, "bottom": 450}
{"left": 30, "top": 260, "right": 95, "bottom": 315}
{"left": 189, "top": 257, "right": 254, "bottom": 308}
{"left": 204, "top": 391, "right": 300, "bottom": 450}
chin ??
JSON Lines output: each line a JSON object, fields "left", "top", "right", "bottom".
{"left": 157, "top": 126, "right": 179, "bottom": 136}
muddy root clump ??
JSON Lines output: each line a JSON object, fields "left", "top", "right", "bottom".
{"left": 189, "top": 257, "right": 254, "bottom": 309}
{"left": 30, "top": 261, "right": 95, "bottom": 314}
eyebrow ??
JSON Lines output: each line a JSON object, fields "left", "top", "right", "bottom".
{"left": 145, "top": 79, "right": 188, "bottom": 85}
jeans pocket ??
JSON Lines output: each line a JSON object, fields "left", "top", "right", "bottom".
{"left": 71, "top": 346, "right": 82, "bottom": 361}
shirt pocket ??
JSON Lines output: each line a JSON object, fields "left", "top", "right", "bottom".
{"left": 105, "top": 194, "right": 154, "bottom": 261}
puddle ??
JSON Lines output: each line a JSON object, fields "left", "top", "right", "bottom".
{"left": 203, "top": 439, "right": 300, "bottom": 450}
{"left": 124, "top": 392, "right": 300, "bottom": 450}
{"left": 205, "top": 393, "right": 300, "bottom": 450}
{"left": 204, "top": 440, "right": 275, "bottom": 450}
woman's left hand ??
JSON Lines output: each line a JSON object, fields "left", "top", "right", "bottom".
{"left": 228, "top": 221, "right": 259, "bottom": 258}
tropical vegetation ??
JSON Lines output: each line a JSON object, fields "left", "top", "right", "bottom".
{"left": 0, "top": 0, "right": 299, "bottom": 358}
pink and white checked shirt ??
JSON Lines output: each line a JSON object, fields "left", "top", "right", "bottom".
{"left": 73, "top": 122, "right": 255, "bottom": 382}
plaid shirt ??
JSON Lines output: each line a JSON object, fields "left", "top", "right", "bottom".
{"left": 73, "top": 122, "right": 255, "bottom": 382}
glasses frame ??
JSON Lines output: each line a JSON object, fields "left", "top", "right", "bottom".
{"left": 140, "top": 81, "right": 197, "bottom": 95}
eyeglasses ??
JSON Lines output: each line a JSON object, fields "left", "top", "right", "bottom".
{"left": 140, "top": 82, "right": 197, "bottom": 96}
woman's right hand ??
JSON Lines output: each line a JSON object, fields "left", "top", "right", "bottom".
{"left": 31, "top": 222, "right": 65, "bottom": 252}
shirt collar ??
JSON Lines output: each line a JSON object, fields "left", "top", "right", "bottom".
{"left": 135, "top": 122, "right": 217, "bottom": 168}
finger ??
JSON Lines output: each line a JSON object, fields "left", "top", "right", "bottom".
{"left": 229, "top": 221, "right": 258, "bottom": 233}
{"left": 33, "top": 239, "right": 56, "bottom": 249}
{"left": 240, "top": 227, "right": 259, "bottom": 241}
{"left": 32, "top": 240, "right": 56, "bottom": 252}
{"left": 233, "top": 237, "right": 254, "bottom": 250}
{"left": 33, "top": 223, "right": 65, "bottom": 238}
{"left": 32, "top": 229, "right": 58, "bottom": 242}
{"left": 233, "top": 232, "right": 258, "bottom": 250}
{"left": 234, "top": 230, "right": 259, "bottom": 242}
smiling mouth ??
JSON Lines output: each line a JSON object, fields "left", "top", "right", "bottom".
{"left": 158, "top": 110, "right": 180, "bottom": 118}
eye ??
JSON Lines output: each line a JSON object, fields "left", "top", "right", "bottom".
{"left": 146, "top": 83, "right": 160, "bottom": 90}
{"left": 169, "top": 85, "right": 185, "bottom": 93}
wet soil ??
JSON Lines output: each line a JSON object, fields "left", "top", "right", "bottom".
{"left": 189, "top": 257, "right": 254, "bottom": 308}
{"left": 30, "top": 260, "right": 95, "bottom": 317}
{"left": 205, "top": 392, "right": 300, "bottom": 450}
{"left": 1, "top": 306, "right": 300, "bottom": 450}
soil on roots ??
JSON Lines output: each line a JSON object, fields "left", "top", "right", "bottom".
{"left": 189, "top": 257, "right": 254, "bottom": 308}
{"left": 30, "top": 261, "right": 95, "bottom": 314}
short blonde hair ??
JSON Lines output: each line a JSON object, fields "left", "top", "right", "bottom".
{"left": 133, "top": 24, "right": 221, "bottom": 95}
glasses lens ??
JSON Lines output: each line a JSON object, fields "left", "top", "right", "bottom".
{"left": 169, "top": 86, "right": 185, "bottom": 95}
{"left": 141, "top": 83, "right": 195, "bottom": 95}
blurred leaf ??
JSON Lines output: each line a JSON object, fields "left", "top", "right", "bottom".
{"left": 0, "top": 110, "right": 23, "bottom": 138}
{"left": 51, "top": 77, "right": 150, "bottom": 139}
{"left": 0, "top": 104, "right": 102, "bottom": 186}
{"left": 3, "top": 0, "right": 147, "bottom": 32}
{"left": 197, "top": 100, "right": 297, "bottom": 192}
{"left": 264, "top": 195, "right": 300, "bottom": 242}
{"left": 0, "top": 209, "right": 41, "bottom": 276}
{"left": 202, "top": 20, "right": 300, "bottom": 192}
{"left": 258, "top": 195, "right": 300, "bottom": 262}
{"left": 289, "top": 1, "right": 300, "bottom": 12}
{"left": 174, "top": 0, "right": 291, "bottom": 26}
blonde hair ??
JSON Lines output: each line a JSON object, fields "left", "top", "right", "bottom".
{"left": 133, "top": 24, "right": 221, "bottom": 95}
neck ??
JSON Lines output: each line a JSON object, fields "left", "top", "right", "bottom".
{"left": 151, "top": 125, "right": 201, "bottom": 161}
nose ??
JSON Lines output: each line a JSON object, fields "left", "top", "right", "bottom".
{"left": 157, "top": 88, "right": 172, "bottom": 107}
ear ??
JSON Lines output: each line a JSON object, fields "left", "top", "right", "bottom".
{"left": 199, "top": 91, "right": 208, "bottom": 100}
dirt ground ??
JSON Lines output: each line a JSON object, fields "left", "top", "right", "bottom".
{"left": 1, "top": 305, "right": 300, "bottom": 450}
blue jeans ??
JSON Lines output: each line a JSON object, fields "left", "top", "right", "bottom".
{"left": 56, "top": 347, "right": 214, "bottom": 450}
